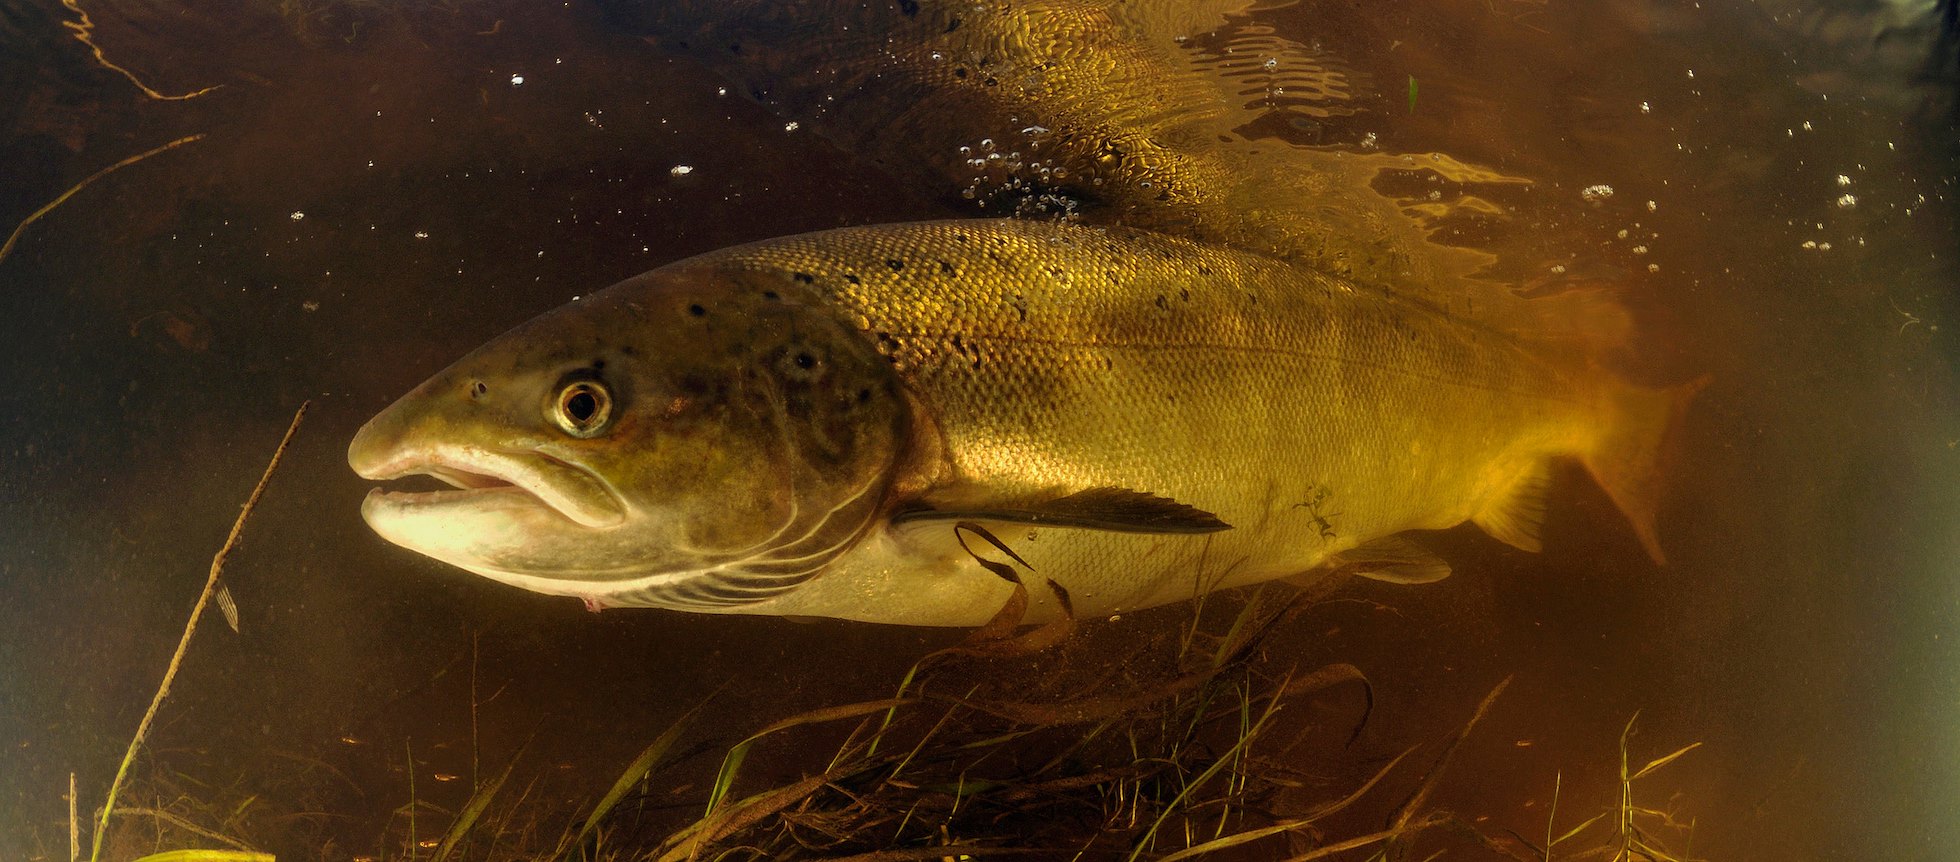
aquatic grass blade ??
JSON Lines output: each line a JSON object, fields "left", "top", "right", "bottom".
{"left": 1630, "top": 742, "right": 1702, "bottom": 781}
{"left": 431, "top": 746, "right": 521, "bottom": 862}
{"left": 1553, "top": 812, "right": 1607, "bottom": 847}
{"left": 127, "top": 852, "right": 275, "bottom": 862}
{"left": 576, "top": 700, "right": 710, "bottom": 846}
{"left": 703, "top": 698, "right": 915, "bottom": 816}
{"left": 1153, "top": 746, "right": 1417, "bottom": 862}
{"left": 662, "top": 770, "right": 840, "bottom": 862}
{"left": 1123, "top": 673, "right": 1289, "bottom": 862}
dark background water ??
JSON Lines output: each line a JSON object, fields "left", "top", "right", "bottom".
{"left": 0, "top": 1, "right": 1955, "bottom": 859}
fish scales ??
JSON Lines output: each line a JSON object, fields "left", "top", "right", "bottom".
{"left": 697, "top": 221, "right": 1591, "bottom": 623}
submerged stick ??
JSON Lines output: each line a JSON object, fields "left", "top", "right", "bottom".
{"left": 0, "top": 134, "right": 205, "bottom": 266}
{"left": 88, "top": 402, "right": 309, "bottom": 862}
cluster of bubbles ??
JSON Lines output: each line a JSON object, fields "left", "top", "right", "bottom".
{"left": 955, "top": 125, "right": 1083, "bottom": 220}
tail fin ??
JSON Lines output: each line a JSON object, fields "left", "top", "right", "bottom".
{"left": 1579, "top": 374, "right": 1710, "bottom": 565}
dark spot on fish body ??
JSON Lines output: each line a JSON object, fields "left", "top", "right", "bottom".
{"left": 844, "top": 273, "right": 862, "bottom": 285}
{"left": 688, "top": 303, "right": 707, "bottom": 317}
{"left": 678, "top": 373, "right": 718, "bottom": 398}
{"left": 1198, "top": 265, "right": 1213, "bottom": 276}
{"left": 1154, "top": 294, "right": 1169, "bottom": 311}
{"left": 763, "top": 290, "right": 781, "bottom": 301}
{"left": 896, "top": 0, "right": 919, "bottom": 16}
{"left": 944, "top": 16, "right": 961, "bottom": 32}
{"left": 728, "top": 42, "right": 741, "bottom": 54}
{"left": 1179, "top": 289, "right": 1191, "bottom": 302}
{"left": 886, "top": 258, "right": 905, "bottom": 271}
{"left": 791, "top": 272, "right": 814, "bottom": 284}
{"left": 937, "top": 259, "right": 955, "bottom": 275}
{"left": 953, "top": 67, "right": 968, "bottom": 79}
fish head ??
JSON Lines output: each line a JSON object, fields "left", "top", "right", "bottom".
{"left": 347, "top": 264, "right": 912, "bottom": 607}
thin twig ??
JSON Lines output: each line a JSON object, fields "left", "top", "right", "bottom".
{"left": 88, "top": 403, "right": 309, "bottom": 862}
{"left": 1, "top": 135, "right": 205, "bottom": 265}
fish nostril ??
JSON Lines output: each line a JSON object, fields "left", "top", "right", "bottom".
{"left": 469, "top": 380, "right": 488, "bottom": 399}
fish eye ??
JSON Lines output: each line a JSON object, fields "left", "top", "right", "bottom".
{"left": 551, "top": 379, "right": 613, "bottom": 437}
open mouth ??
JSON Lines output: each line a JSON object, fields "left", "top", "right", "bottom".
{"left": 356, "top": 448, "right": 626, "bottom": 529}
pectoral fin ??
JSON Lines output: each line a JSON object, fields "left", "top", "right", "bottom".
{"left": 1333, "top": 535, "right": 1452, "bottom": 585}
{"left": 891, "top": 487, "right": 1231, "bottom": 534}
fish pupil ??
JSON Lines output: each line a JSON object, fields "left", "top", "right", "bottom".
{"left": 566, "top": 390, "right": 598, "bottom": 423}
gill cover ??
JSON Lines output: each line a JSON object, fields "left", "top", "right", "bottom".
{"left": 348, "top": 263, "right": 912, "bottom": 610}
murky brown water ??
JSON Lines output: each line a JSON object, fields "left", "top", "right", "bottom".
{"left": 1, "top": 1, "right": 1955, "bottom": 860}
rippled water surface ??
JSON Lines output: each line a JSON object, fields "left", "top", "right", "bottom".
{"left": 1, "top": 1, "right": 1956, "bottom": 859}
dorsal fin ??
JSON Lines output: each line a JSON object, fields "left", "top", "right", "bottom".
{"left": 890, "top": 486, "right": 1231, "bottom": 534}
{"left": 1471, "top": 460, "right": 1552, "bottom": 553}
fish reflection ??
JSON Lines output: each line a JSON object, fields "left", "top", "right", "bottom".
{"left": 609, "top": 0, "right": 1591, "bottom": 333}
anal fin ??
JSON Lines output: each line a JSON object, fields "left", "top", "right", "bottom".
{"left": 1471, "top": 460, "right": 1551, "bottom": 553}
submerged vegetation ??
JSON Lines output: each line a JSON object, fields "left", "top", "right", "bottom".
{"left": 81, "top": 472, "right": 1705, "bottom": 861}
